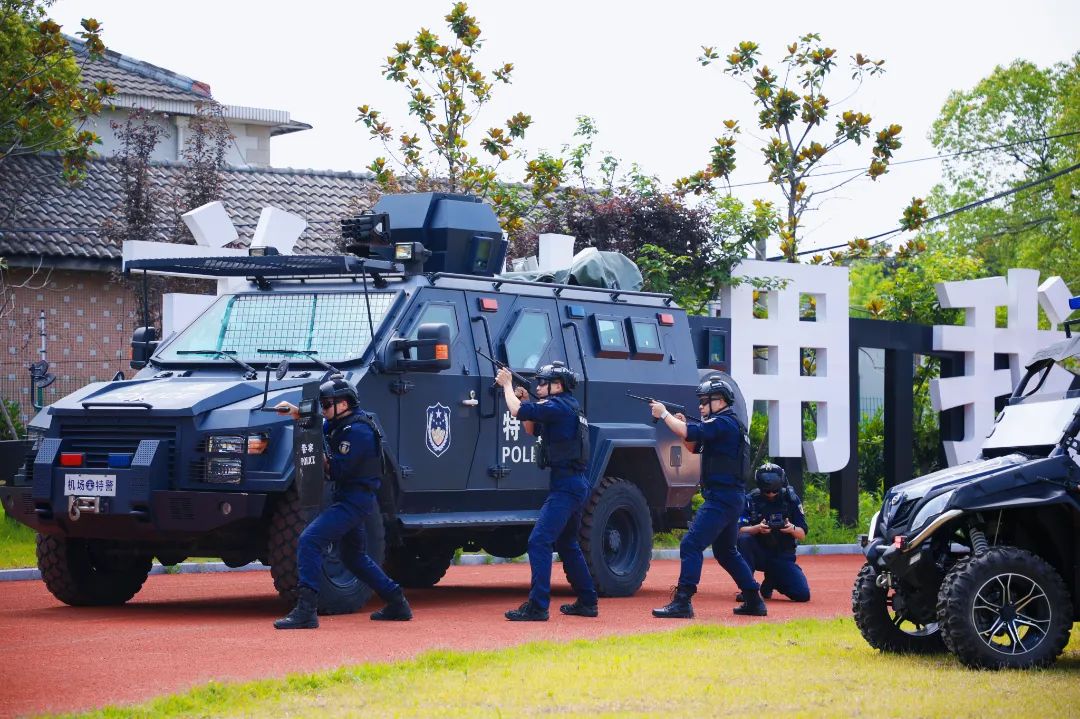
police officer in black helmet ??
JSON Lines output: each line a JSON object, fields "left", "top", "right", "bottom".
{"left": 495, "top": 361, "right": 599, "bottom": 621}
{"left": 650, "top": 375, "right": 767, "bottom": 618}
{"left": 272, "top": 376, "right": 411, "bottom": 628}
{"left": 737, "top": 463, "right": 810, "bottom": 603}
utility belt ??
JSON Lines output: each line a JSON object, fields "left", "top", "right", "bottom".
{"left": 702, "top": 476, "right": 743, "bottom": 493}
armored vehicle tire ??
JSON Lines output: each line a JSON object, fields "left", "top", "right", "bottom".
{"left": 385, "top": 541, "right": 456, "bottom": 588}
{"left": 852, "top": 563, "right": 945, "bottom": 654}
{"left": 937, "top": 546, "right": 1073, "bottom": 669}
{"left": 267, "top": 487, "right": 385, "bottom": 616}
{"left": 36, "top": 534, "right": 152, "bottom": 606}
{"left": 580, "top": 477, "right": 652, "bottom": 597}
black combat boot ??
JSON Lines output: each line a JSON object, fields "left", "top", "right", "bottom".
{"left": 733, "top": 587, "right": 768, "bottom": 616}
{"left": 652, "top": 585, "right": 695, "bottom": 619}
{"left": 505, "top": 600, "right": 549, "bottom": 621}
{"left": 559, "top": 598, "right": 599, "bottom": 617}
{"left": 274, "top": 586, "right": 319, "bottom": 629}
{"left": 371, "top": 589, "right": 413, "bottom": 621}
{"left": 735, "top": 581, "right": 772, "bottom": 603}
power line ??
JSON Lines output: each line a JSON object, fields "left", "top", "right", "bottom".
{"left": 774, "top": 160, "right": 1080, "bottom": 260}
{"left": 717, "top": 128, "right": 1080, "bottom": 190}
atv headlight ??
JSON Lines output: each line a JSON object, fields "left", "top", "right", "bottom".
{"left": 910, "top": 490, "right": 956, "bottom": 533}
{"left": 207, "top": 435, "right": 245, "bottom": 454}
{"left": 866, "top": 511, "right": 881, "bottom": 541}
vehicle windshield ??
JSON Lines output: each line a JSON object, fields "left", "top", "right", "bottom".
{"left": 156, "top": 291, "right": 397, "bottom": 365}
{"left": 983, "top": 394, "right": 1080, "bottom": 451}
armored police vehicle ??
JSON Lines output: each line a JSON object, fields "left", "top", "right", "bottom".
{"left": 853, "top": 326, "right": 1080, "bottom": 669}
{"left": 0, "top": 192, "right": 743, "bottom": 615}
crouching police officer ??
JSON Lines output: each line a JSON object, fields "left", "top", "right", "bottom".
{"left": 650, "top": 376, "right": 767, "bottom": 618}
{"left": 273, "top": 377, "right": 412, "bottom": 629}
{"left": 736, "top": 463, "right": 810, "bottom": 603}
{"left": 495, "top": 362, "right": 599, "bottom": 621}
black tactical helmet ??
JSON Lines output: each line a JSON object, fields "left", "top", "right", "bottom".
{"left": 535, "top": 361, "right": 578, "bottom": 391}
{"left": 755, "top": 463, "right": 787, "bottom": 493}
{"left": 695, "top": 375, "right": 735, "bottom": 405}
{"left": 319, "top": 374, "right": 358, "bottom": 408}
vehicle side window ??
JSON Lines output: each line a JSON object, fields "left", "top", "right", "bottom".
{"left": 629, "top": 319, "right": 663, "bottom": 361}
{"left": 408, "top": 302, "right": 458, "bottom": 341}
{"left": 504, "top": 310, "right": 552, "bottom": 370}
{"left": 592, "top": 315, "right": 629, "bottom": 359}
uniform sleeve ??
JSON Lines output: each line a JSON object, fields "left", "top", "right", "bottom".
{"left": 789, "top": 491, "right": 809, "bottom": 534}
{"left": 738, "top": 493, "right": 754, "bottom": 528}
{"left": 516, "top": 399, "right": 563, "bottom": 423}
{"left": 685, "top": 414, "right": 735, "bottom": 444}
{"left": 328, "top": 422, "right": 379, "bottom": 479}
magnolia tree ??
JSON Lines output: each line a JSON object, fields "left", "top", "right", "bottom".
{"left": 357, "top": 2, "right": 563, "bottom": 239}
{"left": 678, "top": 34, "right": 925, "bottom": 261}
{"left": 0, "top": 0, "right": 114, "bottom": 186}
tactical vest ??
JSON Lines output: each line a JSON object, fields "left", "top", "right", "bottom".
{"left": 328, "top": 411, "right": 385, "bottom": 481}
{"left": 537, "top": 409, "right": 590, "bottom": 472}
{"left": 748, "top": 487, "right": 800, "bottom": 553}
{"left": 700, "top": 408, "right": 751, "bottom": 487}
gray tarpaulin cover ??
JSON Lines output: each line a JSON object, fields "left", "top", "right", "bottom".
{"left": 500, "top": 248, "right": 643, "bottom": 291}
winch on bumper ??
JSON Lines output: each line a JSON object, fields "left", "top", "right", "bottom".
{"left": 0, "top": 435, "right": 266, "bottom": 538}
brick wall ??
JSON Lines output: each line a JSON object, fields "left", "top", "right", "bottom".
{"left": 2, "top": 268, "right": 145, "bottom": 425}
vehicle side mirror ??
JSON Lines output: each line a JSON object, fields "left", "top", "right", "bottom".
{"left": 387, "top": 323, "right": 452, "bottom": 373}
{"left": 130, "top": 326, "right": 158, "bottom": 370}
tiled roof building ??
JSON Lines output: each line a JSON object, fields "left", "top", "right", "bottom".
{"left": 0, "top": 41, "right": 368, "bottom": 423}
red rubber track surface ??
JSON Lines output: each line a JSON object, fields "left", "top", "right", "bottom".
{"left": 0, "top": 556, "right": 862, "bottom": 718}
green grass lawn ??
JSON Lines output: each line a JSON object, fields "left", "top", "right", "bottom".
{"left": 59, "top": 618, "right": 1080, "bottom": 718}
{"left": 0, "top": 504, "right": 36, "bottom": 569}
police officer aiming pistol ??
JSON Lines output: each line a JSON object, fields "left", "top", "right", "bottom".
{"left": 272, "top": 377, "right": 412, "bottom": 629}
{"left": 736, "top": 463, "right": 810, "bottom": 603}
{"left": 495, "top": 361, "right": 599, "bottom": 621}
{"left": 649, "top": 376, "right": 767, "bottom": 618}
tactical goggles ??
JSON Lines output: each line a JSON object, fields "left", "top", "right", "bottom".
{"left": 319, "top": 398, "right": 336, "bottom": 410}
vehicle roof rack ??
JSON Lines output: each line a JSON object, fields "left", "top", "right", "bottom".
{"left": 124, "top": 254, "right": 404, "bottom": 279}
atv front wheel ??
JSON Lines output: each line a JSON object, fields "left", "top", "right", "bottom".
{"left": 580, "top": 477, "right": 652, "bottom": 597}
{"left": 852, "top": 563, "right": 945, "bottom": 654}
{"left": 937, "top": 546, "right": 1072, "bottom": 669}
{"left": 37, "top": 535, "right": 152, "bottom": 606}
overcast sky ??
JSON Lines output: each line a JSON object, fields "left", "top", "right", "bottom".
{"left": 49, "top": 0, "right": 1079, "bottom": 255}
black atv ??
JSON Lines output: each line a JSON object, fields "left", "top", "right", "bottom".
{"left": 853, "top": 334, "right": 1080, "bottom": 669}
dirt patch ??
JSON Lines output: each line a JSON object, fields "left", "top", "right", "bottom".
{"left": 0, "top": 556, "right": 863, "bottom": 717}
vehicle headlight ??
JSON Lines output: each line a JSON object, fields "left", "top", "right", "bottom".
{"left": 207, "top": 433, "right": 270, "bottom": 455}
{"left": 207, "top": 435, "right": 245, "bottom": 454}
{"left": 867, "top": 511, "right": 881, "bottom": 541}
{"left": 206, "top": 458, "right": 242, "bottom": 484}
{"left": 910, "top": 490, "right": 956, "bottom": 533}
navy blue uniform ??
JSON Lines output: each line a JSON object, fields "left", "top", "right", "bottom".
{"left": 516, "top": 393, "right": 598, "bottom": 610}
{"left": 296, "top": 408, "right": 399, "bottom": 599}
{"left": 677, "top": 410, "right": 758, "bottom": 593}
{"left": 736, "top": 488, "right": 810, "bottom": 602}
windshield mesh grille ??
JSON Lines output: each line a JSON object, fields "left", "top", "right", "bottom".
{"left": 163, "top": 291, "right": 396, "bottom": 364}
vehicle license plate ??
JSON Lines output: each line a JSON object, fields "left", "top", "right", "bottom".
{"left": 63, "top": 474, "right": 117, "bottom": 497}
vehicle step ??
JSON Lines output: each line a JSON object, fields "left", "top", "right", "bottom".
{"left": 398, "top": 511, "right": 540, "bottom": 529}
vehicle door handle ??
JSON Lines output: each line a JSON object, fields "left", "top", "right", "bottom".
{"left": 461, "top": 390, "right": 479, "bottom": 407}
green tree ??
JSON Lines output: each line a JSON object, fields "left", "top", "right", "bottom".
{"left": 527, "top": 117, "right": 777, "bottom": 313}
{"left": 0, "top": 0, "right": 113, "bottom": 185}
{"left": 680, "top": 34, "right": 916, "bottom": 260}
{"left": 924, "top": 55, "right": 1080, "bottom": 288}
{"left": 357, "top": 2, "right": 563, "bottom": 238}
